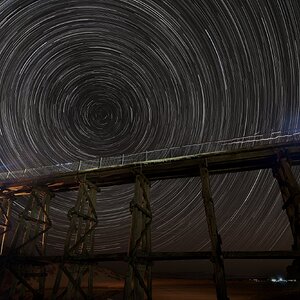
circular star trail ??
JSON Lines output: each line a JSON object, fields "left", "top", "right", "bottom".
{"left": 1, "top": 0, "right": 300, "bottom": 274}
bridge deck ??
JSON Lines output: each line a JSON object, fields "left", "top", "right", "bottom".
{"left": 2, "top": 141, "right": 300, "bottom": 195}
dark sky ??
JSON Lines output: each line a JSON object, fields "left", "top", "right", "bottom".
{"left": 1, "top": 0, "right": 300, "bottom": 277}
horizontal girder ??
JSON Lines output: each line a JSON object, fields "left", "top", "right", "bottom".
{"left": 1, "top": 142, "right": 300, "bottom": 196}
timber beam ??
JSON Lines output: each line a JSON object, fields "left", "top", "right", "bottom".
{"left": 2, "top": 251, "right": 300, "bottom": 264}
{"left": 0, "top": 197, "right": 11, "bottom": 255}
{"left": 273, "top": 150, "right": 300, "bottom": 279}
{"left": 52, "top": 177, "right": 98, "bottom": 300}
{"left": 3, "top": 187, "right": 53, "bottom": 299}
{"left": 1, "top": 142, "right": 300, "bottom": 194}
{"left": 200, "top": 159, "right": 229, "bottom": 300}
{"left": 124, "top": 173, "right": 152, "bottom": 300}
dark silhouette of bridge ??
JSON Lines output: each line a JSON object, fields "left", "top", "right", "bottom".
{"left": 1, "top": 139, "right": 300, "bottom": 299}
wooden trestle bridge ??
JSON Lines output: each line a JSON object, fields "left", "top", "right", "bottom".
{"left": 1, "top": 141, "right": 300, "bottom": 299}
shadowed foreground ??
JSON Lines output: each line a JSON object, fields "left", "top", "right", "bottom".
{"left": 149, "top": 279, "right": 300, "bottom": 300}
{"left": 1, "top": 263, "right": 300, "bottom": 299}
{"left": 35, "top": 279, "right": 300, "bottom": 300}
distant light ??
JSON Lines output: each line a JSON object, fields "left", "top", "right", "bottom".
{"left": 271, "top": 277, "right": 287, "bottom": 283}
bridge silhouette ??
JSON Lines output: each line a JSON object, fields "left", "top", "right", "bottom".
{"left": 1, "top": 135, "right": 300, "bottom": 299}
{"left": 1, "top": 130, "right": 300, "bottom": 182}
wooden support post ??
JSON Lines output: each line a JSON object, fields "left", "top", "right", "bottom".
{"left": 0, "top": 197, "right": 12, "bottom": 255}
{"left": 8, "top": 187, "right": 53, "bottom": 299}
{"left": 273, "top": 151, "right": 300, "bottom": 279}
{"left": 124, "top": 173, "right": 152, "bottom": 300}
{"left": 200, "top": 159, "right": 229, "bottom": 300}
{"left": 52, "top": 177, "right": 98, "bottom": 300}
{"left": 0, "top": 197, "right": 12, "bottom": 294}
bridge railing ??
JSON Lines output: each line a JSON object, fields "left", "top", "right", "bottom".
{"left": 1, "top": 131, "right": 300, "bottom": 181}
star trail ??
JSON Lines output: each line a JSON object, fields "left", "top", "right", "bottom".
{"left": 1, "top": 0, "right": 300, "bottom": 275}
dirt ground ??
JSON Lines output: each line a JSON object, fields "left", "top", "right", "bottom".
{"left": 43, "top": 279, "right": 300, "bottom": 300}
{"left": 3, "top": 278, "right": 300, "bottom": 299}
{"left": 151, "top": 279, "right": 300, "bottom": 300}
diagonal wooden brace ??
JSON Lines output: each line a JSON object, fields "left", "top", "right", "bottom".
{"left": 124, "top": 174, "right": 152, "bottom": 300}
{"left": 273, "top": 151, "right": 300, "bottom": 251}
{"left": 52, "top": 177, "right": 98, "bottom": 300}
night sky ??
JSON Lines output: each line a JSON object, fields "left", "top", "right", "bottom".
{"left": 1, "top": 0, "right": 300, "bottom": 277}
